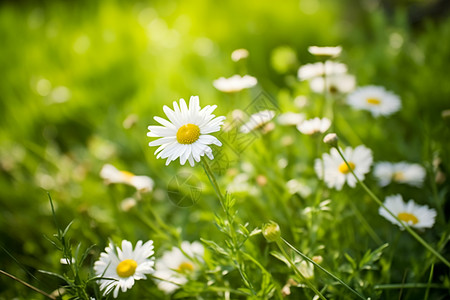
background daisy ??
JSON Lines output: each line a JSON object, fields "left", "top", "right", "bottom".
{"left": 374, "top": 161, "right": 426, "bottom": 187}
{"left": 379, "top": 194, "right": 436, "bottom": 229}
{"left": 297, "top": 61, "right": 347, "bottom": 81}
{"left": 347, "top": 85, "right": 401, "bottom": 117}
{"left": 100, "top": 164, "right": 154, "bottom": 192}
{"left": 94, "top": 240, "right": 155, "bottom": 298}
{"left": 297, "top": 117, "right": 331, "bottom": 135}
{"left": 153, "top": 241, "right": 205, "bottom": 294}
{"left": 147, "top": 96, "right": 226, "bottom": 166}
{"left": 315, "top": 145, "right": 373, "bottom": 190}
{"left": 240, "top": 110, "right": 276, "bottom": 133}
{"left": 213, "top": 75, "right": 257, "bottom": 92}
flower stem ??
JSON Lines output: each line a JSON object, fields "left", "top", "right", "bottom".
{"left": 275, "top": 240, "right": 327, "bottom": 300}
{"left": 335, "top": 147, "right": 450, "bottom": 268}
{"left": 201, "top": 157, "right": 256, "bottom": 295}
{"left": 0, "top": 270, "right": 56, "bottom": 300}
{"left": 281, "top": 238, "right": 366, "bottom": 300}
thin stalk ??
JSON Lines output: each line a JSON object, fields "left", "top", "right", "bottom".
{"left": 335, "top": 146, "right": 450, "bottom": 268}
{"left": 0, "top": 270, "right": 56, "bottom": 300}
{"left": 201, "top": 157, "right": 256, "bottom": 296}
{"left": 374, "top": 283, "right": 446, "bottom": 290}
{"left": 424, "top": 263, "right": 434, "bottom": 300}
{"left": 275, "top": 240, "right": 327, "bottom": 300}
{"left": 282, "top": 238, "right": 366, "bottom": 300}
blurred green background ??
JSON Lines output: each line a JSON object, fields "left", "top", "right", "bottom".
{"left": 1, "top": 0, "right": 449, "bottom": 298}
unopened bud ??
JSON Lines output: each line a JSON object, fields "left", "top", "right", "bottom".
{"left": 262, "top": 221, "right": 281, "bottom": 242}
{"left": 323, "top": 133, "right": 338, "bottom": 147}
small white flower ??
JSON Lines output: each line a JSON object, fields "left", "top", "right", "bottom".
{"left": 297, "top": 61, "right": 347, "bottom": 81}
{"left": 94, "top": 240, "right": 155, "bottom": 298}
{"left": 240, "top": 110, "right": 276, "bottom": 133}
{"left": 147, "top": 96, "right": 226, "bottom": 166}
{"left": 153, "top": 241, "right": 204, "bottom": 294}
{"left": 374, "top": 162, "right": 426, "bottom": 187}
{"left": 277, "top": 112, "right": 306, "bottom": 126}
{"left": 347, "top": 85, "right": 401, "bottom": 117}
{"left": 100, "top": 164, "right": 154, "bottom": 192}
{"left": 231, "top": 48, "right": 249, "bottom": 62}
{"left": 213, "top": 75, "right": 257, "bottom": 92}
{"left": 379, "top": 194, "right": 436, "bottom": 229}
{"left": 315, "top": 145, "right": 373, "bottom": 190}
{"left": 286, "top": 179, "right": 312, "bottom": 198}
{"left": 309, "top": 74, "right": 356, "bottom": 94}
{"left": 308, "top": 46, "right": 342, "bottom": 57}
{"left": 297, "top": 117, "right": 331, "bottom": 135}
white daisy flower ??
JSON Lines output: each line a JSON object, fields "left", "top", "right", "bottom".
{"left": 240, "top": 110, "right": 276, "bottom": 133}
{"left": 153, "top": 241, "right": 204, "bottom": 294}
{"left": 100, "top": 164, "right": 154, "bottom": 192}
{"left": 297, "top": 61, "right": 347, "bottom": 81}
{"left": 374, "top": 161, "right": 426, "bottom": 187}
{"left": 277, "top": 112, "right": 306, "bottom": 126}
{"left": 297, "top": 117, "right": 331, "bottom": 135}
{"left": 308, "top": 46, "right": 342, "bottom": 57}
{"left": 231, "top": 48, "right": 249, "bottom": 62}
{"left": 379, "top": 194, "right": 436, "bottom": 229}
{"left": 94, "top": 240, "right": 155, "bottom": 298}
{"left": 147, "top": 96, "right": 226, "bottom": 167}
{"left": 315, "top": 145, "right": 373, "bottom": 190}
{"left": 347, "top": 85, "right": 401, "bottom": 117}
{"left": 213, "top": 75, "right": 257, "bottom": 92}
{"left": 309, "top": 74, "right": 356, "bottom": 94}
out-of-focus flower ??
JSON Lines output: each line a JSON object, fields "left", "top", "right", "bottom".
{"left": 277, "top": 112, "right": 306, "bottom": 126}
{"left": 309, "top": 74, "right": 356, "bottom": 94}
{"left": 315, "top": 145, "right": 373, "bottom": 190}
{"left": 94, "top": 240, "right": 155, "bottom": 298}
{"left": 323, "top": 133, "right": 338, "bottom": 147}
{"left": 286, "top": 179, "right": 312, "bottom": 198}
{"left": 308, "top": 46, "right": 342, "bottom": 58}
{"left": 231, "top": 48, "right": 249, "bottom": 62}
{"left": 120, "top": 197, "right": 138, "bottom": 211}
{"left": 213, "top": 75, "right": 257, "bottom": 92}
{"left": 379, "top": 194, "right": 436, "bottom": 230}
{"left": 297, "top": 61, "right": 347, "bottom": 81}
{"left": 153, "top": 241, "right": 204, "bottom": 294}
{"left": 297, "top": 117, "right": 331, "bottom": 135}
{"left": 240, "top": 110, "right": 276, "bottom": 134}
{"left": 373, "top": 162, "right": 426, "bottom": 187}
{"left": 147, "top": 96, "right": 225, "bottom": 166}
{"left": 100, "top": 164, "right": 154, "bottom": 192}
{"left": 347, "top": 85, "right": 401, "bottom": 117}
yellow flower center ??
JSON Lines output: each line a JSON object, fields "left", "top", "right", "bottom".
{"left": 116, "top": 259, "right": 138, "bottom": 278}
{"left": 393, "top": 171, "right": 405, "bottom": 181}
{"left": 366, "top": 98, "right": 381, "bottom": 105}
{"left": 177, "top": 261, "right": 195, "bottom": 273}
{"left": 398, "top": 212, "right": 419, "bottom": 225}
{"left": 338, "top": 162, "right": 355, "bottom": 174}
{"left": 177, "top": 124, "right": 200, "bottom": 144}
{"left": 120, "top": 171, "right": 135, "bottom": 182}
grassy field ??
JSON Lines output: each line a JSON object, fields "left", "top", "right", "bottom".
{"left": 0, "top": 0, "right": 449, "bottom": 299}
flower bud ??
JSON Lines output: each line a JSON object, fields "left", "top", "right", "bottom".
{"left": 323, "top": 133, "right": 338, "bottom": 147}
{"left": 262, "top": 221, "right": 281, "bottom": 242}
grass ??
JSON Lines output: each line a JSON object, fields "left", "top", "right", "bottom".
{"left": 0, "top": 0, "right": 449, "bottom": 299}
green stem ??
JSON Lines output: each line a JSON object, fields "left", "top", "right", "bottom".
{"left": 201, "top": 157, "right": 256, "bottom": 295}
{"left": 281, "top": 238, "right": 366, "bottom": 300}
{"left": 374, "top": 283, "right": 446, "bottom": 290}
{"left": 335, "top": 146, "right": 450, "bottom": 268}
{"left": 276, "top": 240, "right": 327, "bottom": 300}
{"left": 424, "top": 263, "right": 434, "bottom": 300}
{"left": 0, "top": 270, "right": 56, "bottom": 300}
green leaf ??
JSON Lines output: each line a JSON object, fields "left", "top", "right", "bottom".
{"left": 200, "top": 238, "right": 229, "bottom": 256}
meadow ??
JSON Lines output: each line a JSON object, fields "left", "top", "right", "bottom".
{"left": 0, "top": 0, "right": 449, "bottom": 299}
